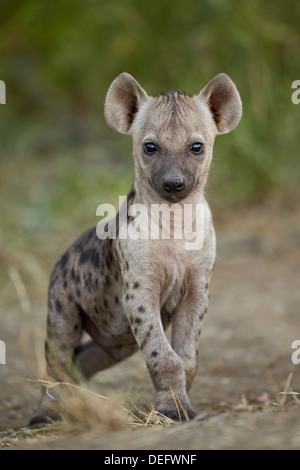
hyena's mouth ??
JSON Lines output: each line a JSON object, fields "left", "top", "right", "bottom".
{"left": 151, "top": 176, "right": 195, "bottom": 203}
{"left": 160, "top": 190, "right": 191, "bottom": 203}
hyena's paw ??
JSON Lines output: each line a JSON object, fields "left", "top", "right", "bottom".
{"left": 28, "top": 411, "right": 62, "bottom": 428}
{"left": 156, "top": 406, "right": 196, "bottom": 422}
{"left": 27, "top": 386, "right": 61, "bottom": 428}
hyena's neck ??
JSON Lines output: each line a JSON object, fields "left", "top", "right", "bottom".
{"left": 124, "top": 182, "right": 206, "bottom": 243}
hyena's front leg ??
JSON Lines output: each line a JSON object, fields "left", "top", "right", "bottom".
{"left": 123, "top": 282, "right": 194, "bottom": 421}
{"left": 171, "top": 269, "right": 212, "bottom": 392}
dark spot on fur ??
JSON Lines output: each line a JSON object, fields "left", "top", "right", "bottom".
{"left": 138, "top": 305, "right": 145, "bottom": 313}
{"left": 49, "top": 275, "right": 58, "bottom": 290}
{"left": 104, "top": 275, "right": 111, "bottom": 287}
{"left": 74, "top": 242, "right": 83, "bottom": 253}
{"left": 74, "top": 323, "right": 79, "bottom": 331}
{"left": 85, "top": 228, "right": 94, "bottom": 243}
{"left": 141, "top": 327, "right": 152, "bottom": 349}
{"left": 125, "top": 294, "right": 129, "bottom": 301}
{"left": 63, "top": 269, "right": 67, "bottom": 278}
{"left": 205, "top": 283, "right": 209, "bottom": 290}
{"left": 55, "top": 299, "right": 62, "bottom": 313}
{"left": 127, "top": 187, "right": 136, "bottom": 203}
{"left": 60, "top": 252, "right": 69, "bottom": 270}
{"left": 133, "top": 282, "right": 140, "bottom": 289}
{"left": 135, "top": 317, "right": 141, "bottom": 324}
{"left": 151, "top": 350, "right": 158, "bottom": 358}
{"left": 63, "top": 280, "right": 67, "bottom": 289}
{"left": 105, "top": 254, "right": 111, "bottom": 269}
{"left": 104, "top": 299, "right": 108, "bottom": 308}
{"left": 134, "top": 327, "right": 138, "bottom": 335}
{"left": 71, "top": 268, "right": 76, "bottom": 281}
{"left": 115, "top": 296, "right": 119, "bottom": 304}
{"left": 68, "top": 294, "right": 73, "bottom": 302}
{"left": 79, "top": 248, "right": 100, "bottom": 269}
{"left": 76, "top": 289, "right": 81, "bottom": 298}
{"left": 127, "top": 214, "right": 135, "bottom": 224}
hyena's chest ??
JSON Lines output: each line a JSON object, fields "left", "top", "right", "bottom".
{"left": 158, "top": 244, "right": 193, "bottom": 327}
{"left": 78, "top": 236, "right": 194, "bottom": 343}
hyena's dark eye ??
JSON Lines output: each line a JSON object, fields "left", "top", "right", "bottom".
{"left": 190, "top": 142, "right": 203, "bottom": 154}
{"left": 144, "top": 142, "right": 157, "bottom": 155}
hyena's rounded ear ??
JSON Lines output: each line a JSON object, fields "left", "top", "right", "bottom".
{"left": 198, "top": 73, "right": 242, "bottom": 134}
{"left": 104, "top": 73, "right": 148, "bottom": 134}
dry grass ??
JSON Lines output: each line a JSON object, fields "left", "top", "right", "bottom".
{"left": 0, "top": 423, "right": 61, "bottom": 449}
{"left": 217, "top": 372, "right": 300, "bottom": 413}
{"left": 0, "top": 379, "right": 174, "bottom": 448}
{"left": 1, "top": 371, "right": 299, "bottom": 449}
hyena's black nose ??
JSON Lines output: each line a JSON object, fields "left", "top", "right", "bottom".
{"left": 163, "top": 175, "right": 186, "bottom": 192}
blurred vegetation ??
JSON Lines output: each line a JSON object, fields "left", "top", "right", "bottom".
{"left": 0, "top": 0, "right": 299, "bottom": 259}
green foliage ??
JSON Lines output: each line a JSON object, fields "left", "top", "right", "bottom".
{"left": 0, "top": 0, "right": 299, "bottom": 227}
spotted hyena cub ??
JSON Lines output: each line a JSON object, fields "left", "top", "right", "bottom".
{"left": 30, "top": 73, "right": 242, "bottom": 425}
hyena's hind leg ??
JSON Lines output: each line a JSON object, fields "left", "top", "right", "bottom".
{"left": 74, "top": 341, "right": 117, "bottom": 379}
{"left": 74, "top": 341, "right": 138, "bottom": 379}
{"left": 29, "top": 291, "right": 84, "bottom": 427}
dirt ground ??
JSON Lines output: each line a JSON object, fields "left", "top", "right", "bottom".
{"left": 0, "top": 204, "right": 299, "bottom": 450}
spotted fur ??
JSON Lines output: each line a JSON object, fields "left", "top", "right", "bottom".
{"left": 29, "top": 72, "right": 242, "bottom": 426}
